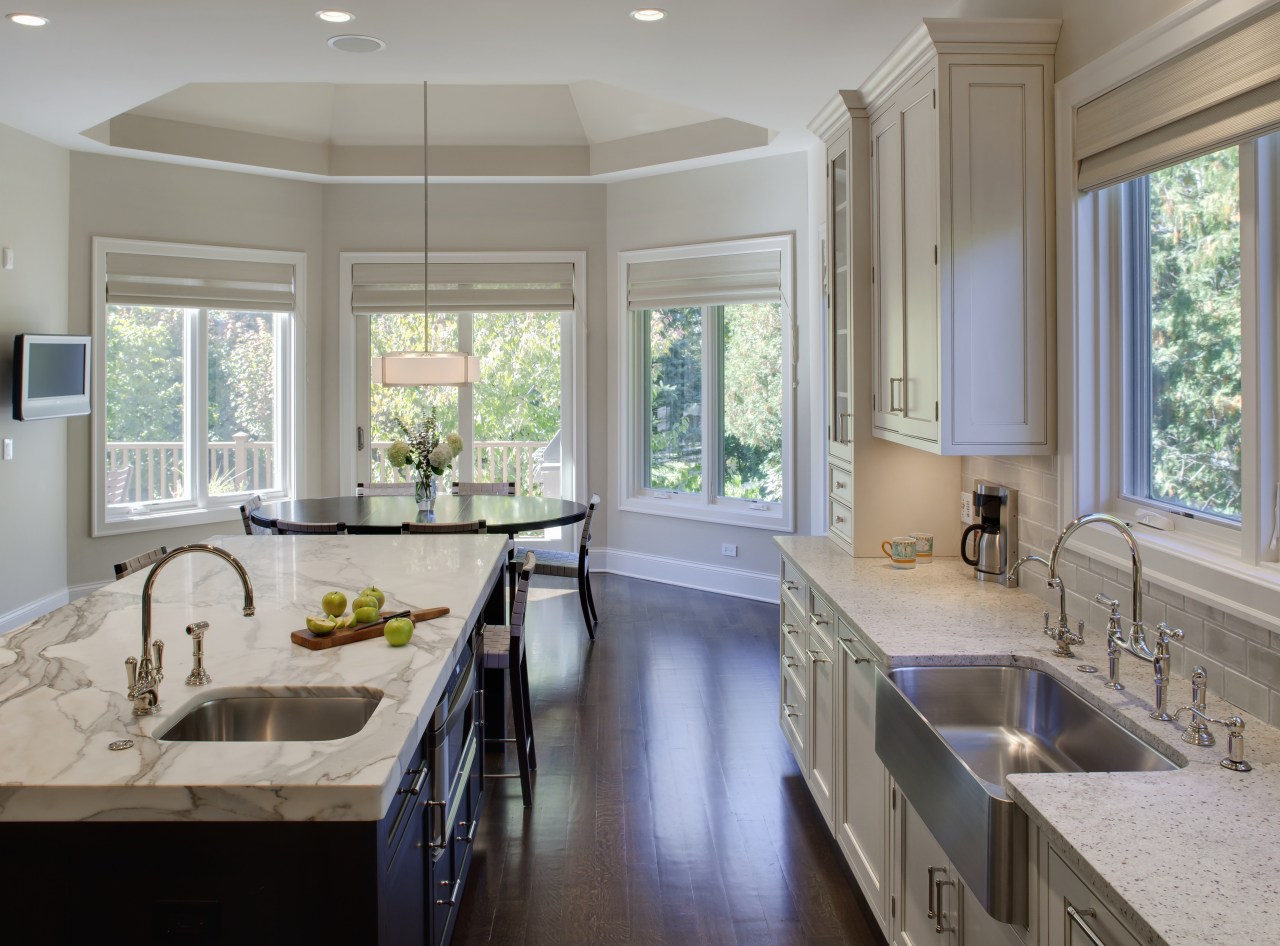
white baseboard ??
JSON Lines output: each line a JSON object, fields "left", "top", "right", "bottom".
{"left": 69, "top": 580, "right": 109, "bottom": 601}
{"left": 0, "top": 588, "right": 71, "bottom": 636}
{"left": 595, "top": 547, "right": 778, "bottom": 602}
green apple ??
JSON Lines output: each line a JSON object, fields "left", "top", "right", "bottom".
{"left": 351, "top": 594, "right": 379, "bottom": 613}
{"left": 320, "top": 591, "right": 347, "bottom": 618}
{"left": 360, "top": 586, "right": 386, "bottom": 608}
{"left": 353, "top": 605, "right": 381, "bottom": 625}
{"left": 305, "top": 615, "right": 337, "bottom": 635}
{"left": 384, "top": 616, "right": 414, "bottom": 646}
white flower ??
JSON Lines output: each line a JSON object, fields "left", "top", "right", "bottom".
{"left": 429, "top": 442, "right": 453, "bottom": 470}
{"left": 446, "top": 431, "right": 463, "bottom": 458}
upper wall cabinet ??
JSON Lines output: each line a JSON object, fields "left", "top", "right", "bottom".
{"left": 863, "top": 19, "right": 1059, "bottom": 456}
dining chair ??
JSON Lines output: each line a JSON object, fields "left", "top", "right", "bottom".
{"left": 239, "top": 495, "right": 273, "bottom": 535}
{"left": 452, "top": 480, "right": 516, "bottom": 496}
{"left": 275, "top": 519, "right": 347, "bottom": 535}
{"left": 357, "top": 481, "right": 415, "bottom": 496}
{"left": 514, "top": 493, "right": 599, "bottom": 640}
{"left": 402, "top": 519, "right": 487, "bottom": 535}
{"left": 484, "top": 551, "right": 536, "bottom": 806}
{"left": 113, "top": 545, "right": 168, "bottom": 581}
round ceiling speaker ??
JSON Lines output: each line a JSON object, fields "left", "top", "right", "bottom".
{"left": 327, "top": 34, "right": 386, "bottom": 53}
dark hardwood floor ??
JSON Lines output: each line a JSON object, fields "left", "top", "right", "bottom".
{"left": 455, "top": 573, "right": 885, "bottom": 946}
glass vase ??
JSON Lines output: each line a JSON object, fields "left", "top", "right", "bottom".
{"left": 414, "top": 473, "right": 435, "bottom": 511}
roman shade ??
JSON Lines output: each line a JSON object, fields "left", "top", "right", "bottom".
{"left": 105, "top": 252, "right": 296, "bottom": 312}
{"left": 350, "top": 261, "right": 575, "bottom": 314}
{"left": 626, "top": 248, "right": 783, "bottom": 310}
{"left": 1075, "top": 4, "right": 1280, "bottom": 191}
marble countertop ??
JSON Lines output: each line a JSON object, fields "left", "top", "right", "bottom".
{"left": 777, "top": 536, "right": 1280, "bottom": 946}
{"left": 0, "top": 534, "right": 507, "bottom": 824}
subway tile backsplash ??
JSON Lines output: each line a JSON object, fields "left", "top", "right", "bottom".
{"left": 963, "top": 455, "right": 1280, "bottom": 728}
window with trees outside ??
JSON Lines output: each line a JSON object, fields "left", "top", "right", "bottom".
{"left": 93, "top": 239, "right": 302, "bottom": 535}
{"left": 620, "top": 236, "right": 794, "bottom": 530}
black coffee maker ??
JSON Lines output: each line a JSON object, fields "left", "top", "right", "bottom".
{"left": 960, "top": 482, "right": 1018, "bottom": 586}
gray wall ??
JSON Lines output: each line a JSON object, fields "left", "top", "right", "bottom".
{"left": 1056, "top": 0, "right": 1198, "bottom": 78}
{"left": 65, "top": 153, "right": 325, "bottom": 589}
{"left": 606, "top": 152, "right": 812, "bottom": 580}
{"left": 0, "top": 124, "right": 70, "bottom": 626}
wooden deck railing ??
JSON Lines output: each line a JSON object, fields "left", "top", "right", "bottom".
{"left": 105, "top": 438, "right": 551, "bottom": 502}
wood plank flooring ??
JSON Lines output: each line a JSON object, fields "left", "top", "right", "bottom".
{"left": 456, "top": 574, "right": 886, "bottom": 946}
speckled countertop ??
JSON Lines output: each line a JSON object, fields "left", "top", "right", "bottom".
{"left": 777, "top": 536, "right": 1280, "bottom": 946}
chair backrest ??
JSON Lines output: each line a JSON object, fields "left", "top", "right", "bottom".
{"left": 240, "top": 495, "right": 273, "bottom": 535}
{"left": 578, "top": 493, "right": 600, "bottom": 552}
{"left": 105, "top": 465, "right": 132, "bottom": 504}
{"left": 402, "top": 519, "right": 487, "bottom": 535}
{"left": 275, "top": 519, "right": 347, "bottom": 535}
{"left": 452, "top": 480, "right": 516, "bottom": 496}
{"left": 358, "top": 481, "right": 415, "bottom": 496}
{"left": 114, "top": 545, "right": 168, "bottom": 581}
{"left": 509, "top": 551, "right": 535, "bottom": 644}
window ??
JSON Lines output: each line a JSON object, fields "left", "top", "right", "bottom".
{"left": 620, "top": 236, "right": 793, "bottom": 530}
{"left": 1122, "top": 146, "right": 1243, "bottom": 524}
{"left": 93, "top": 239, "right": 304, "bottom": 535}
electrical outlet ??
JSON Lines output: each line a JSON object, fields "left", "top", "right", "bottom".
{"left": 960, "top": 490, "right": 974, "bottom": 524}
{"left": 2, "top": 439, "right": 11, "bottom": 460}
{"left": 721, "top": 543, "right": 738, "bottom": 557}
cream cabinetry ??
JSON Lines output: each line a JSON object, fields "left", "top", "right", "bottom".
{"left": 1045, "top": 847, "right": 1143, "bottom": 946}
{"left": 809, "top": 89, "right": 962, "bottom": 558}
{"left": 864, "top": 20, "right": 1058, "bottom": 455}
{"left": 890, "top": 789, "right": 1029, "bottom": 946}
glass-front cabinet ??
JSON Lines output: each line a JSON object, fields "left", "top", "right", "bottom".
{"left": 827, "top": 131, "right": 852, "bottom": 464}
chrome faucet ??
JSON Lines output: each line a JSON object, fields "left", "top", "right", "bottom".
{"left": 126, "top": 544, "right": 255, "bottom": 716}
{"left": 1172, "top": 667, "right": 1253, "bottom": 771}
{"left": 1045, "top": 513, "right": 1184, "bottom": 720}
{"left": 1008, "top": 554, "right": 1081, "bottom": 657}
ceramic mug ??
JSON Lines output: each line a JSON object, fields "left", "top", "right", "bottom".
{"left": 911, "top": 532, "right": 935, "bottom": 564}
{"left": 881, "top": 536, "right": 917, "bottom": 569}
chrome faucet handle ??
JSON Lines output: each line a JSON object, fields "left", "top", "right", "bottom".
{"left": 125, "top": 655, "right": 138, "bottom": 693}
{"left": 1154, "top": 621, "right": 1185, "bottom": 652}
{"left": 185, "top": 621, "right": 211, "bottom": 686}
{"left": 152, "top": 639, "right": 164, "bottom": 676}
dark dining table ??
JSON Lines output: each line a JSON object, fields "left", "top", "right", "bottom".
{"left": 250, "top": 494, "right": 588, "bottom": 538}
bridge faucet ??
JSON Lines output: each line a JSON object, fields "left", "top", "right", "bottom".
{"left": 126, "top": 544, "right": 255, "bottom": 716}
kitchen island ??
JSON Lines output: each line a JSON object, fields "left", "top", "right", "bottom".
{"left": 0, "top": 533, "right": 508, "bottom": 945}
{"left": 777, "top": 536, "right": 1280, "bottom": 946}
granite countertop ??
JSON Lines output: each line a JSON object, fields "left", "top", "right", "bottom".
{"left": 0, "top": 534, "right": 506, "bottom": 824}
{"left": 776, "top": 536, "right": 1280, "bottom": 946}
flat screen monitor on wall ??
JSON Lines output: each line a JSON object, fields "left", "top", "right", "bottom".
{"left": 12, "top": 334, "right": 92, "bottom": 421}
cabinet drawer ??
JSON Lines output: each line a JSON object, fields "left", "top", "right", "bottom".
{"left": 781, "top": 599, "right": 808, "bottom": 685}
{"left": 1047, "top": 849, "right": 1143, "bottom": 946}
{"left": 781, "top": 557, "right": 808, "bottom": 612}
{"left": 781, "top": 666, "right": 807, "bottom": 764}
{"left": 809, "top": 589, "right": 837, "bottom": 650}
{"left": 828, "top": 461, "right": 853, "bottom": 505}
{"left": 829, "top": 497, "right": 853, "bottom": 547}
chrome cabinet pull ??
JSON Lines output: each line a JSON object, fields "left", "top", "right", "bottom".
{"left": 456, "top": 819, "right": 478, "bottom": 845}
{"left": 806, "top": 649, "right": 831, "bottom": 664}
{"left": 783, "top": 655, "right": 801, "bottom": 670}
{"left": 840, "top": 637, "right": 872, "bottom": 664}
{"left": 782, "top": 622, "right": 799, "bottom": 636}
{"left": 889, "top": 377, "right": 904, "bottom": 414}
{"left": 782, "top": 703, "right": 802, "bottom": 719}
{"left": 782, "top": 579, "right": 799, "bottom": 592}
{"left": 834, "top": 479, "right": 848, "bottom": 490}
{"left": 927, "top": 866, "right": 942, "bottom": 919}
{"left": 809, "top": 614, "right": 832, "bottom": 627}
{"left": 1066, "top": 904, "right": 1106, "bottom": 946}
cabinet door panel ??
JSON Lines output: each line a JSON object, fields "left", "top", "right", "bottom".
{"left": 837, "top": 628, "right": 888, "bottom": 934}
{"left": 1046, "top": 850, "right": 1143, "bottom": 946}
{"left": 945, "top": 63, "right": 1049, "bottom": 449}
{"left": 871, "top": 108, "right": 903, "bottom": 434}
{"left": 828, "top": 132, "right": 853, "bottom": 461}
{"left": 893, "top": 791, "right": 955, "bottom": 946}
{"left": 900, "top": 72, "right": 940, "bottom": 442}
{"left": 807, "top": 630, "right": 836, "bottom": 826}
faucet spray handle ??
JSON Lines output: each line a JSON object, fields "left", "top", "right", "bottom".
{"left": 152, "top": 639, "right": 164, "bottom": 676}
{"left": 125, "top": 655, "right": 138, "bottom": 692}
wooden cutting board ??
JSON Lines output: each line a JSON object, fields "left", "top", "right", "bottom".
{"left": 291, "top": 606, "right": 450, "bottom": 650}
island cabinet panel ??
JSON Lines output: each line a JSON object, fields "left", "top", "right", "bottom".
{"left": 1045, "top": 847, "right": 1143, "bottom": 946}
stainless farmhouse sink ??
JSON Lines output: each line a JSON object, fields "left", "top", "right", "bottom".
{"left": 875, "top": 664, "right": 1180, "bottom": 925}
{"left": 157, "top": 687, "right": 383, "bottom": 742}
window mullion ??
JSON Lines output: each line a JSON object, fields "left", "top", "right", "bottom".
{"left": 705, "top": 304, "right": 721, "bottom": 505}
{"left": 192, "top": 308, "right": 209, "bottom": 507}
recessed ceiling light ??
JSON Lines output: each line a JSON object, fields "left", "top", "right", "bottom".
{"left": 7, "top": 12, "right": 50, "bottom": 26}
{"left": 315, "top": 10, "right": 353, "bottom": 23}
{"left": 327, "top": 33, "right": 385, "bottom": 53}
{"left": 630, "top": 9, "right": 666, "bottom": 22}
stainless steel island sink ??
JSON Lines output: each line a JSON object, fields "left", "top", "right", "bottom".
{"left": 157, "top": 686, "right": 383, "bottom": 742}
{"left": 875, "top": 664, "right": 1180, "bottom": 925}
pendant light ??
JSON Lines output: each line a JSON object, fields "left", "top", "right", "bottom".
{"left": 371, "top": 82, "right": 481, "bottom": 386}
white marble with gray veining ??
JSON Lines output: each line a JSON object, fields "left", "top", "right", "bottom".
{"left": 777, "top": 536, "right": 1280, "bottom": 946}
{"left": 0, "top": 534, "right": 506, "bottom": 824}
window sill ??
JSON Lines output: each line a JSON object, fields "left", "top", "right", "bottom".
{"left": 619, "top": 493, "right": 793, "bottom": 532}
{"left": 1066, "top": 520, "right": 1280, "bottom": 636}
{"left": 94, "top": 503, "right": 251, "bottom": 538}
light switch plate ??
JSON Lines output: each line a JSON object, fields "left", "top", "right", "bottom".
{"left": 2, "top": 439, "right": 12, "bottom": 460}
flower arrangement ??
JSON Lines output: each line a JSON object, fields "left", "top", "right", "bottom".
{"left": 388, "top": 410, "right": 463, "bottom": 506}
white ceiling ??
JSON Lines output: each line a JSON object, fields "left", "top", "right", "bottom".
{"left": 0, "top": 0, "right": 1063, "bottom": 182}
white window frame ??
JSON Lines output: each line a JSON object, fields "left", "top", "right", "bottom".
{"left": 617, "top": 235, "right": 795, "bottom": 532}
{"left": 336, "top": 250, "right": 589, "bottom": 517}
{"left": 1059, "top": 0, "right": 1280, "bottom": 631}
{"left": 91, "top": 237, "right": 306, "bottom": 537}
